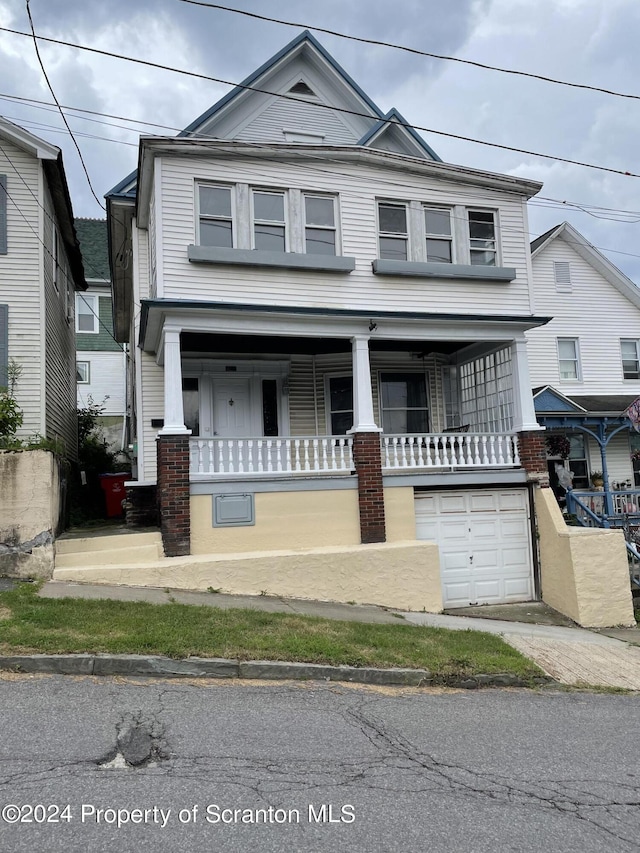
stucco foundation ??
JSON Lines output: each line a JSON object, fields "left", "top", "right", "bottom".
{"left": 535, "top": 487, "right": 635, "bottom": 627}
{"left": 384, "top": 486, "right": 417, "bottom": 541}
{"left": 53, "top": 539, "right": 443, "bottom": 611}
{"left": 191, "top": 489, "right": 362, "bottom": 554}
{"left": 0, "top": 450, "right": 62, "bottom": 578}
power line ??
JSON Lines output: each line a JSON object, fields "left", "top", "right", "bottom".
{"left": 25, "top": 1, "right": 106, "bottom": 210}
{"left": 176, "top": 0, "right": 640, "bottom": 104}
{"left": 2, "top": 24, "right": 639, "bottom": 180}
{"left": 5, "top": 87, "right": 640, "bottom": 224}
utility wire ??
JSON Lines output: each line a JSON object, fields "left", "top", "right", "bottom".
{"left": 4, "top": 88, "right": 640, "bottom": 223}
{"left": 2, "top": 24, "right": 639, "bottom": 179}
{"left": 176, "top": 0, "right": 640, "bottom": 104}
{"left": 25, "top": 1, "right": 106, "bottom": 210}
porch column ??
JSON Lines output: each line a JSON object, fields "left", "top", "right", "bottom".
{"left": 510, "top": 338, "right": 541, "bottom": 432}
{"left": 156, "top": 327, "right": 191, "bottom": 557}
{"left": 510, "top": 338, "right": 548, "bottom": 486}
{"left": 347, "top": 335, "right": 386, "bottom": 544}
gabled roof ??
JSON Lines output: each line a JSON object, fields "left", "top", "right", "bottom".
{"left": 357, "top": 108, "right": 440, "bottom": 160}
{"left": 180, "top": 30, "right": 385, "bottom": 138}
{"left": 534, "top": 385, "right": 637, "bottom": 417}
{"left": 106, "top": 30, "right": 440, "bottom": 200}
{"left": 530, "top": 221, "right": 640, "bottom": 310}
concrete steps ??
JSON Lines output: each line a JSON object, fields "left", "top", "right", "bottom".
{"left": 54, "top": 531, "right": 164, "bottom": 571}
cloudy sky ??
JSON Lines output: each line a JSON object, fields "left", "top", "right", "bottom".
{"left": 1, "top": 0, "right": 639, "bottom": 280}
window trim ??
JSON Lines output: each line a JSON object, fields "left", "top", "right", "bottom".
{"left": 621, "top": 338, "right": 640, "bottom": 381}
{"left": 250, "top": 188, "right": 288, "bottom": 252}
{"left": 75, "top": 293, "right": 99, "bottom": 334}
{"left": 423, "top": 205, "right": 454, "bottom": 264}
{"left": 557, "top": 337, "right": 581, "bottom": 382}
{"left": 76, "top": 360, "right": 90, "bottom": 384}
{"left": 303, "top": 192, "right": 338, "bottom": 256}
{"left": 377, "top": 200, "right": 410, "bottom": 262}
{"left": 467, "top": 208, "right": 498, "bottom": 267}
{"left": 197, "top": 182, "right": 235, "bottom": 249}
{"left": 324, "top": 373, "right": 354, "bottom": 436}
{"left": 377, "top": 370, "right": 430, "bottom": 434}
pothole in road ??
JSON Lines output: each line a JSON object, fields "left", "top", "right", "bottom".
{"left": 98, "top": 712, "right": 169, "bottom": 769}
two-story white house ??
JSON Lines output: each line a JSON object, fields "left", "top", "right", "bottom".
{"left": 0, "top": 116, "right": 86, "bottom": 459}
{"left": 101, "top": 32, "right": 633, "bottom": 623}
{"left": 527, "top": 222, "right": 640, "bottom": 504}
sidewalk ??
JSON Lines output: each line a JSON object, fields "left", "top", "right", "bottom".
{"left": 31, "top": 581, "right": 640, "bottom": 691}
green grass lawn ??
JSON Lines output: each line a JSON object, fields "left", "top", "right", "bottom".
{"left": 0, "top": 583, "right": 542, "bottom": 681}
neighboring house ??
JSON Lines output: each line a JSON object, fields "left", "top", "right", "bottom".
{"left": 101, "top": 32, "right": 631, "bottom": 623}
{"left": 0, "top": 116, "right": 86, "bottom": 459}
{"left": 527, "top": 222, "right": 640, "bottom": 499}
{"left": 74, "top": 218, "right": 127, "bottom": 453}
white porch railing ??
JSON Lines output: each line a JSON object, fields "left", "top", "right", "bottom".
{"left": 190, "top": 436, "right": 354, "bottom": 477}
{"left": 189, "top": 432, "right": 521, "bottom": 477}
{"left": 382, "top": 432, "right": 520, "bottom": 470}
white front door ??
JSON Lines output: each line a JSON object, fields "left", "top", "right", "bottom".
{"left": 415, "top": 488, "right": 534, "bottom": 608}
{"left": 212, "top": 378, "right": 253, "bottom": 437}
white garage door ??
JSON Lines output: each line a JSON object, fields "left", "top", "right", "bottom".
{"left": 415, "top": 488, "right": 534, "bottom": 608}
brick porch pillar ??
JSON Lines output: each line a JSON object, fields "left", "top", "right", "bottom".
{"left": 348, "top": 335, "right": 386, "bottom": 544}
{"left": 518, "top": 430, "right": 549, "bottom": 487}
{"left": 156, "top": 325, "right": 191, "bottom": 557}
{"left": 352, "top": 431, "right": 386, "bottom": 544}
{"left": 157, "top": 434, "right": 190, "bottom": 556}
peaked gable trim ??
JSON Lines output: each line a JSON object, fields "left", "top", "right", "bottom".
{"left": 357, "top": 109, "right": 440, "bottom": 161}
{"left": 0, "top": 116, "right": 59, "bottom": 161}
{"left": 179, "top": 30, "right": 384, "bottom": 138}
{"left": 531, "top": 221, "right": 640, "bottom": 310}
{"left": 533, "top": 385, "right": 587, "bottom": 413}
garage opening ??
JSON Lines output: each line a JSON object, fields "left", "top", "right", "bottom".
{"left": 415, "top": 488, "right": 534, "bottom": 608}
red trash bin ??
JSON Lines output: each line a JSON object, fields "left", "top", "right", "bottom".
{"left": 99, "top": 473, "right": 131, "bottom": 518}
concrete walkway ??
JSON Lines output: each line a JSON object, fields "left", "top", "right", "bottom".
{"left": 38, "top": 581, "right": 640, "bottom": 691}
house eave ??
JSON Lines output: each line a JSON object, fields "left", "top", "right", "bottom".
{"left": 139, "top": 297, "right": 551, "bottom": 355}
{"left": 134, "top": 138, "right": 543, "bottom": 224}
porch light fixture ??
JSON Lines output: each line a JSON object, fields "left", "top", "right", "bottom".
{"left": 368, "top": 320, "right": 378, "bottom": 332}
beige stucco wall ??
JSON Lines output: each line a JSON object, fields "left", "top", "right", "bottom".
{"left": 191, "top": 488, "right": 362, "bottom": 554}
{"left": 0, "top": 450, "right": 61, "bottom": 578}
{"left": 385, "top": 486, "right": 417, "bottom": 541}
{"left": 535, "top": 487, "right": 635, "bottom": 628}
{"left": 54, "top": 540, "right": 443, "bottom": 611}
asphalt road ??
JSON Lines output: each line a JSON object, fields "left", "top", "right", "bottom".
{"left": 1, "top": 675, "right": 639, "bottom": 852}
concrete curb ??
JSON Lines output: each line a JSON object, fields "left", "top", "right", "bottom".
{"left": 0, "top": 654, "right": 553, "bottom": 688}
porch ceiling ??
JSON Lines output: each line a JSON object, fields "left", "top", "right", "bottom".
{"left": 180, "top": 332, "right": 467, "bottom": 356}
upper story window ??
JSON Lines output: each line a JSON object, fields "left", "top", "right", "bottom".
{"left": 468, "top": 210, "right": 496, "bottom": 266}
{"left": 557, "top": 337, "right": 581, "bottom": 381}
{"left": 76, "top": 293, "right": 98, "bottom": 334}
{"left": 199, "top": 185, "right": 233, "bottom": 248}
{"left": 621, "top": 339, "right": 640, "bottom": 380}
{"left": 76, "top": 360, "right": 90, "bottom": 384}
{"left": 304, "top": 194, "right": 336, "bottom": 255}
{"left": 424, "top": 207, "right": 453, "bottom": 263}
{"left": 252, "top": 190, "right": 286, "bottom": 251}
{"left": 378, "top": 202, "right": 408, "bottom": 261}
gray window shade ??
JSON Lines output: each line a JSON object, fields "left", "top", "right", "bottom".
{"left": 0, "top": 175, "right": 7, "bottom": 255}
{"left": 0, "top": 304, "right": 8, "bottom": 389}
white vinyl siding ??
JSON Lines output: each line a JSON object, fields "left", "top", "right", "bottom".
{"left": 527, "top": 236, "right": 640, "bottom": 394}
{"left": 233, "top": 97, "right": 357, "bottom": 146}
{"left": 0, "top": 140, "right": 43, "bottom": 437}
{"left": 158, "top": 155, "right": 533, "bottom": 315}
{"left": 76, "top": 351, "right": 126, "bottom": 415}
